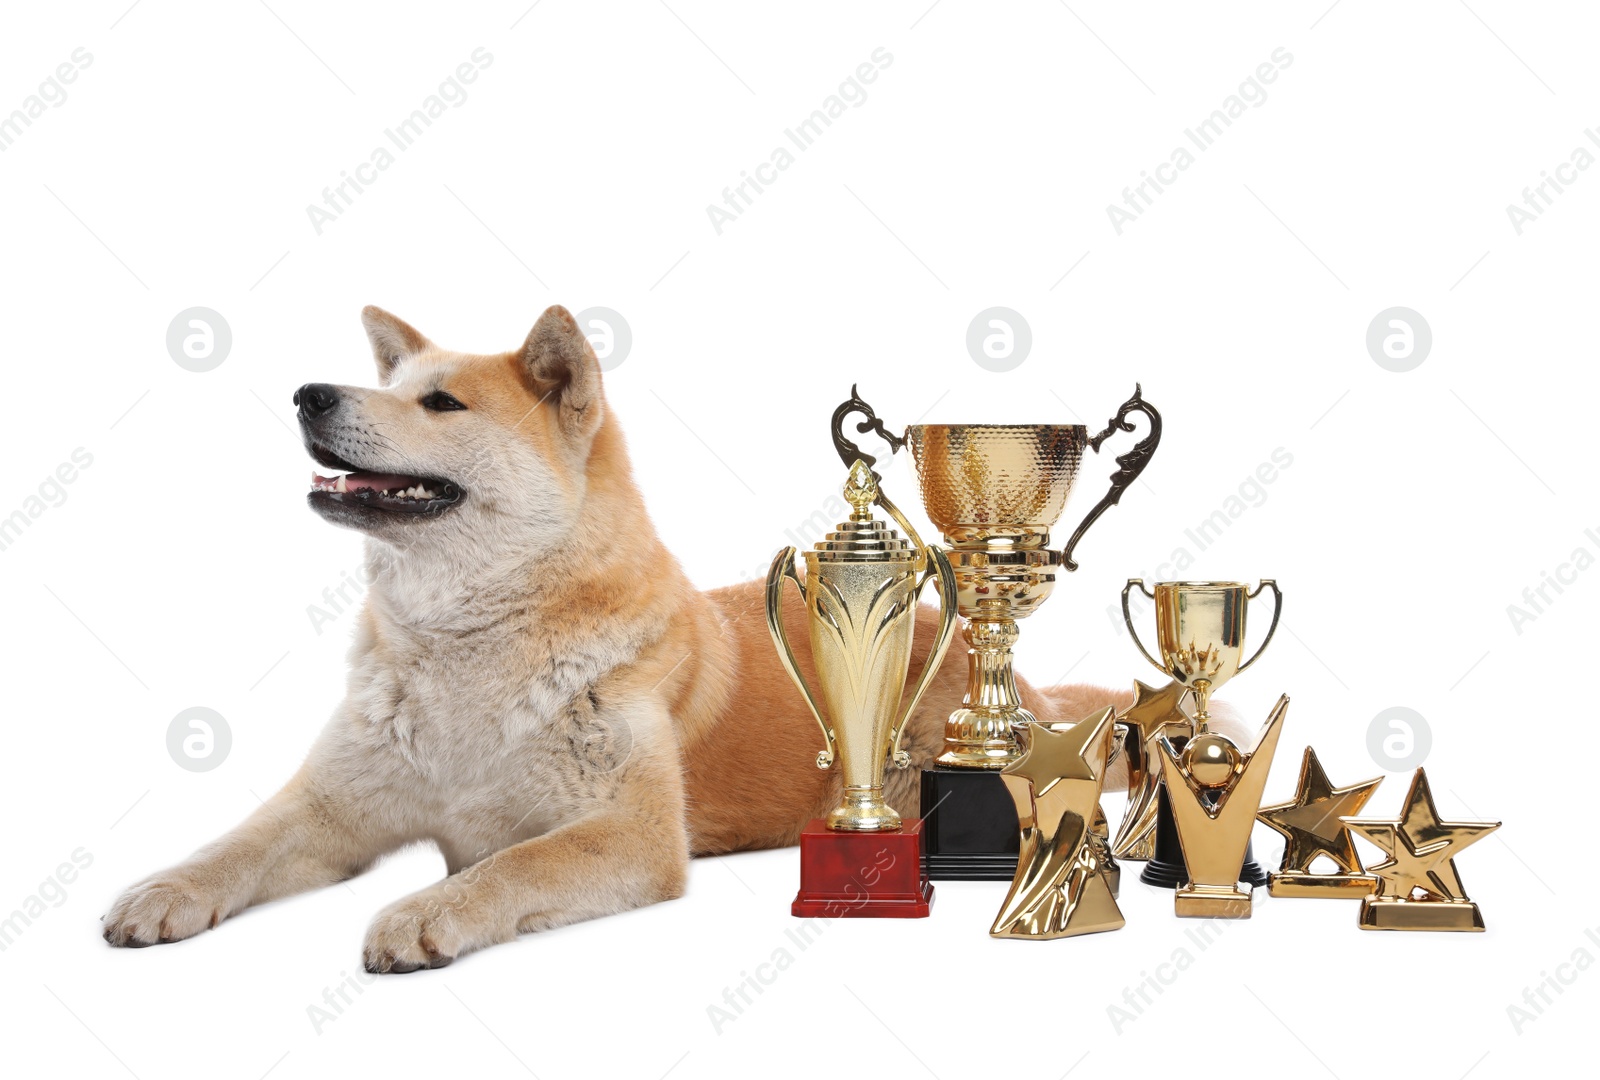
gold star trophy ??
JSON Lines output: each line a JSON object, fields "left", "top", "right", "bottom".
{"left": 1341, "top": 767, "right": 1500, "bottom": 931}
{"left": 1155, "top": 695, "right": 1288, "bottom": 918}
{"left": 1256, "top": 746, "right": 1382, "bottom": 898}
{"left": 1111, "top": 679, "right": 1191, "bottom": 862}
{"left": 991, "top": 707, "right": 1125, "bottom": 940}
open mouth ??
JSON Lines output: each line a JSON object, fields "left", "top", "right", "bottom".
{"left": 306, "top": 444, "right": 462, "bottom": 516}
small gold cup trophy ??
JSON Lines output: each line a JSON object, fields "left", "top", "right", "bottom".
{"left": 1122, "top": 579, "right": 1283, "bottom": 729}
{"left": 1121, "top": 580, "right": 1285, "bottom": 914}
{"left": 830, "top": 387, "right": 1161, "bottom": 880}
{"left": 767, "top": 461, "right": 958, "bottom": 917}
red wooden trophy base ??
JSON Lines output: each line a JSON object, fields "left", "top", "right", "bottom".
{"left": 791, "top": 818, "right": 934, "bottom": 918}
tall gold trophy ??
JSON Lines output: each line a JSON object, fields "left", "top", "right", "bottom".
{"left": 1121, "top": 580, "right": 1285, "bottom": 906}
{"left": 768, "top": 461, "right": 958, "bottom": 917}
{"left": 831, "top": 387, "right": 1161, "bottom": 880}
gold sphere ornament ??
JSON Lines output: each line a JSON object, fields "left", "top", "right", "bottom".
{"left": 1184, "top": 732, "right": 1241, "bottom": 788}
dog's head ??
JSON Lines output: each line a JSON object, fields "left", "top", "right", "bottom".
{"left": 298, "top": 304, "right": 606, "bottom": 552}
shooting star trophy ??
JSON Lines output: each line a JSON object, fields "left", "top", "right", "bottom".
{"left": 991, "top": 707, "right": 1126, "bottom": 940}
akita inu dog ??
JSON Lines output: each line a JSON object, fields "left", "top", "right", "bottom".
{"left": 104, "top": 305, "right": 1138, "bottom": 972}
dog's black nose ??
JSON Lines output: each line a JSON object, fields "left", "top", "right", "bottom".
{"left": 295, "top": 383, "right": 340, "bottom": 419}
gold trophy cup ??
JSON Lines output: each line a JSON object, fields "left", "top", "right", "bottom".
{"left": 766, "top": 461, "right": 958, "bottom": 833}
{"left": 832, "top": 386, "right": 1162, "bottom": 770}
{"left": 1121, "top": 580, "right": 1282, "bottom": 728}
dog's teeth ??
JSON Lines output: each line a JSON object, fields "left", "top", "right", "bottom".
{"left": 336, "top": 475, "right": 347, "bottom": 493}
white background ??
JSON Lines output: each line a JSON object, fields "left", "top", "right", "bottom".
{"left": 0, "top": 2, "right": 1593, "bottom": 1077}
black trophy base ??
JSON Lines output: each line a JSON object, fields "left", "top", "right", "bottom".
{"left": 920, "top": 767, "right": 1020, "bottom": 881}
{"left": 1139, "top": 778, "right": 1270, "bottom": 889}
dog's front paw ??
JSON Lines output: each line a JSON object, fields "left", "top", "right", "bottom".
{"left": 103, "top": 874, "right": 228, "bottom": 947}
{"left": 363, "top": 886, "right": 489, "bottom": 974}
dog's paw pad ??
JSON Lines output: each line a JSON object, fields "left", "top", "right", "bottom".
{"left": 103, "top": 878, "right": 224, "bottom": 948}
{"left": 362, "top": 897, "right": 466, "bottom": 975}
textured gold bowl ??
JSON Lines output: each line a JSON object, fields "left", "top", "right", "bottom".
{"left": 904, "top": 424, "right": 1088, "bottom": 545}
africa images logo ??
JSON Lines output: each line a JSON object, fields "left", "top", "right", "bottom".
{"left": 705, "top": 48, "right": 893, "bottom": 235}
{"left": 1105, "top": 48, "right": 1292, "bottom": 235}
{"left": 304, "top": 48, "right": 494, "bottom": 235}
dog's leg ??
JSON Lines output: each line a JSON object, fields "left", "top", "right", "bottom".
{"left": 104, "top": 767, "right": 402, "bottom": 947}
{"left": 362, "top": 751, "right": 686, "bottom": 972}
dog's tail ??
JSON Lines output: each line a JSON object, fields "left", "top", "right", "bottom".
{"left": 1029, "top": 682, "right": 1133, "bottom": 727}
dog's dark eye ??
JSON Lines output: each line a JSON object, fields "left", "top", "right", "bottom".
{"left": 420, "top": 391, "right": 466, "bottom": 412}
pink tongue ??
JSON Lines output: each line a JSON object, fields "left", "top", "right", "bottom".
{"left": 313, "top": 471, "right": 417, "bottom": 492}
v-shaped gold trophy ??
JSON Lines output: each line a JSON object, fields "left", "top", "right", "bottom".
{"left": 1156, "top": 695, "right": 1288, "bottom": 918}
{"left": 1118, "top": 580, "right": 1283, "bottom": 888}
{"left": 832, "top": 386, "right": 1162, "bottom": 770}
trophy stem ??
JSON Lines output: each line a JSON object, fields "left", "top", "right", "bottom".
{"left": 1192, "top": 678, "right": 1214, "bottom": 729}
{"left": 826, "top": 786, "right": 902, "bottom": 832}
{"left": 936, "top": 616, "right": 1034, "bottom": 768}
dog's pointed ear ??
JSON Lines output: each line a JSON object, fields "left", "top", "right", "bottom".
{"left": 361, "top": 306, "right": 431, "bottom": 383}
{"left": 523, "top": 305, "right": 603, "bottom": 440}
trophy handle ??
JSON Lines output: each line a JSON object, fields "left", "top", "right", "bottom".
{"left": 1236, "top": 579, "right": 1283, "bottom": 673}
{"left": 1060, "top": 385, "right": 1163, "bottom": 572}
{"left": 831, "top": 384, "right": 905, "bottom": 481}
{"left": 1120, "top": 579, "right": 1166, "bottom": 676}
{"left": 887, "top": 546, "right": 959, "bottom": 770}
{"left": 830, "top": 387, "right": 933, "bottom": 567}
{"left": 765, "top": 547, "right": 836, "bottom": 769}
